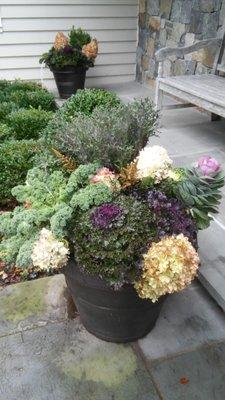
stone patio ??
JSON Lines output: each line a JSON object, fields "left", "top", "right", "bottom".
{"left": 1, "top": 275, "right": 225, "bottom": 399}
{"left": 1, "top": 81, "right": 225, "bottom": 399}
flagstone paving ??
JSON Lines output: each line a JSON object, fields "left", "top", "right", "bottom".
{"left": 1, "top": 275, "right": 225, "bottom": 399}
{"left": 150, "top": 342, "right": 225, "bottom": 400}
{"left": 0, "top": 320, "right": 159, "bottom": 400}
{"left": 138, "top": 282, "right": 225, "bottom": 361}
{"left": 1, "top": 82, "right": 225, "bottom": 399}
{"left": 0, "top": 274, "right": 68, "bottom": 337}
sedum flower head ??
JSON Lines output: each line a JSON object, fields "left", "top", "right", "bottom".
{"left": 135, "top": 234, "right": 200, "bottom": 302}
{"left": 136, "top": 145, "right": 173, "bottom": 183}
{"left": 31, "top": 228, "right": 69, "bottom": 271}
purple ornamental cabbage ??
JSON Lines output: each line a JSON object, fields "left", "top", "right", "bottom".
{"left": 148, "top": 190, "right": 197, "bottom": 246}
{"left": 91, "top": 203, "right": 123, "bottom": 229}
{"left": 197, "top": 156, "right": 220, "bottom": 176}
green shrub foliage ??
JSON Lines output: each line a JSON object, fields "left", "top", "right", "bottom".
{"left": 0, "top": 140, "right": 40, "bottom": 204}
{"left": 0, "top": 80, "right": 11, "bottom": 91}
{"left": 68, "top": 27, "right": 91, "bottom": 49}
{"left": 40, "top": 89, "right": 122, "bottom": 160}
{"left": 47, "top": 98, "right": 158, "bottom": 170}
{"left": 10, "top": 90, "right": 57, "bottom": 111}
{"left": 8, "top": 80, "right": 42, "bottom": 93}
{"left": 0, "top": 80, "right": 43, "bottom": 104}
{"left": 6, "top": 108, "right": 54, "bottom": 140}
{"left": 0, "top": 80, "right": 57, "bottom": 144}
{"left": 0, "top": 123, "right": 14, "bottom": 142}
{"left": 60, "top": 88, "right": 121, "bottom": 118}
{"left": 0, "top": 102, "right": 18, "bottom": 122}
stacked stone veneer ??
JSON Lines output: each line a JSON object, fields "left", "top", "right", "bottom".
{"left": 137, "top": 0, "right": 225, "bottom": 85}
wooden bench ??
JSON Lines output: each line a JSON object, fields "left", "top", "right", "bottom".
{"left": 155, "top": 33, "right": 225, "bottom": 120}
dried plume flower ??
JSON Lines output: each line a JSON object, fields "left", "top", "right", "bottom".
{"left": 52, "top": 148, "right": 76, "bottom": 172}
{"left": 82, "top": 39, "right": 98, "bottom": 59}
{"left": 119, "top": 160, "right": 138, "bottom": 189}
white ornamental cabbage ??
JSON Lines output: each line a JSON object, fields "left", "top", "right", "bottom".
{"left": 136, "top": 145, "right": 173, "bottom": 183}
{"left": 31, "top": 228, "right": 69, "bottom": 271}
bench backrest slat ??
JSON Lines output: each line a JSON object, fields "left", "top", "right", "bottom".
{"left": 213, "top": 21, "right": 225, "bottom": 75}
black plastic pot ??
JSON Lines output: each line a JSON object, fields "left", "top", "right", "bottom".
{"left": 51, "top": 66, "right": 86, "bottom": 99}
{"left": 63, "top": 260, "right": 166, "bottom": 343}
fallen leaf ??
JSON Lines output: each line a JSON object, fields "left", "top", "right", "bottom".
{"left": 180, "top": 377, "right": 189, "bottom": 385}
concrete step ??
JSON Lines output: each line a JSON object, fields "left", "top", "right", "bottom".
{"left": 198, "top": 219, "right": 225, "bottom": 312}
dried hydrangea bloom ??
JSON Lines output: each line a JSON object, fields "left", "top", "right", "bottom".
{"left": 90, "top": 167, "right": 120, "bottom": 191}
{"left": 135, "top": 234, "right": 200, "bottom": 302}
{"left": 136, "top": 145, "right": 173, "bottom": 183}
{"left": 31, "top": 228, "right": 69, "bottom": 271}
{"left": 82, "top": 39, "right": 98, "bottom": 59}
{"left": 54, "top": 32, "right": 68, "bottom": 50}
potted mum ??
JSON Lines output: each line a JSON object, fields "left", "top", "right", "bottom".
{"left": 1, "top": 96, "right": 224, "bottom": 343}
{"left": 40, "top": 27, "right": 98, "bottom": 99}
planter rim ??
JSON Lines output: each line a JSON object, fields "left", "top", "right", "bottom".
{"left": 50, "top": 65, "right": 88, "bottom": 73}
{"left": 63, "top": 260, "right": 137, "bottom": 292}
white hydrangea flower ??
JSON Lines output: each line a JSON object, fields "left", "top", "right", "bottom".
{"left": 136, "top": 145, "right": 173, "bottom": 183}
{"left": 31, "top": 228, "right": 69, "bottom": 271}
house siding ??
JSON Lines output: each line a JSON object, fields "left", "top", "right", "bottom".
{"left": 0, "top": 0, "right": 138, "bottom": 91}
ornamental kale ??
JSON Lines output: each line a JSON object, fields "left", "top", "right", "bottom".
{"left": 147, "top": 190, "right": 197, "bottom": 247}
{"left": 72, "top": 196, "right": 156, "bottom": 287}
{"left": 70, "top": 183, "right": 113, "bottom": 211}
{"left": 0, "top": 163, "right": 109, "bottom": 269}
{"left": 197, "top": 156, "right": 220, "bottom": 176}
{"left": 91, "top": 203, "right": 123, "bottom": 229}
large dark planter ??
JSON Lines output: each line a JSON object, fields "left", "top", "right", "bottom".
{"left": 63, "top": 260, "right": 166, "bottom": 343}
{"left": 51, "top": 66, "right": 86, "bottom": 99}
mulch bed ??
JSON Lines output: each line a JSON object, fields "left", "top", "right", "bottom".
{"left": 0, "top": 261, "right": 60, "bottom": 287}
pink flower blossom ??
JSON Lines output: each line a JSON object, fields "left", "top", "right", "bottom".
{"left": 90, "top": 167, "right": 120, "bottom": 191}
{"left": 90, "top": 167, "right": 114, "bottom": 183}
{"left": 197, "top": 156, "right": 220, "bottom": 176}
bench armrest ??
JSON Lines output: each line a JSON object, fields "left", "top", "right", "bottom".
{"left": 155, "top": 38, "right": 222, "bottom": 62}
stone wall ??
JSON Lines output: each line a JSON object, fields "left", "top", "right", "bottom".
{"left": 136, "top": 0, "right": 225, "bottom": 85}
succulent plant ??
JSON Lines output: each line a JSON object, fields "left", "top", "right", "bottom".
{"left": 174, "top": 168, "right": 225, "bottom": 229}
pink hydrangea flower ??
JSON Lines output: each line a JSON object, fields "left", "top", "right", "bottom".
{"left": 197, "top": 156, "right": 220, "bottom": 176}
